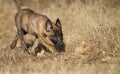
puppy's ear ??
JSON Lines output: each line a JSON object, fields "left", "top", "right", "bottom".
{"left": 45, "top": 19, "right": 53, "bottom": 32}
{"left": 55, "top": 18, "right": 61, "bottom": 28}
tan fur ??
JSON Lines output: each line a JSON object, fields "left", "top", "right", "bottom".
{"left": 11, "top": 0, "right": 64, "bottom": 55}
{"left": 21, "top": 9, "right": 58, "bottom": 55}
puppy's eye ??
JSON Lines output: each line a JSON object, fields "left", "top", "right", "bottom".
{"left": 50, "top": 35, "right": 56, "bottom": 40}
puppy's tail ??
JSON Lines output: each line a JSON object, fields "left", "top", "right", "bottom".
{"left": 14, "top": 0, "right": 21, "bottom": 10}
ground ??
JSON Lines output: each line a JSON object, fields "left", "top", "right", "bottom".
{"left": 0, "top": 0, "right": 120, "bottom": 74}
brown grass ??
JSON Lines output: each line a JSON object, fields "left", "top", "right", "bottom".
{"left": 0, "top": 0, "right": 120, "bottom": 74}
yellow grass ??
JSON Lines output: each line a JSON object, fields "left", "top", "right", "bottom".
{"left": 0, "top": 0, "right": 120, "bottom": 74}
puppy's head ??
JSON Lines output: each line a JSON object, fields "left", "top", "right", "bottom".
{"left": 44, "top": 18, "right": 65, "bottom": 52}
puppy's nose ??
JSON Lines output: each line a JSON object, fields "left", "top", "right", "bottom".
{"left": 60, "top": 43, "right": 65, "bottom": 52}
{"left": 60, "top": 43, "right": 65, "bottom": 48}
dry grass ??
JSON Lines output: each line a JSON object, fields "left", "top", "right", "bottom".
{"left": 0, "top": 0, "right": 120, "bottom": 74}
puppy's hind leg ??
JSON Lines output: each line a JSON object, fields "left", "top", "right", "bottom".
{"left": 15, "top": 16, "right": 29, "bottom": 54}
{"left": 18, "top": 29, "right": 29, "bottom": 53}
{"left": 10, "top": 32, "right": 19, "bottom": 49}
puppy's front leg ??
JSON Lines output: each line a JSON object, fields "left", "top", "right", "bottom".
{"left": 39, "top": 37, "right": 59, "bottom": 56}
